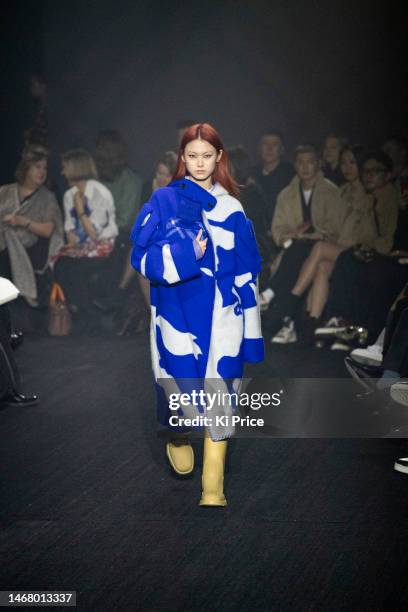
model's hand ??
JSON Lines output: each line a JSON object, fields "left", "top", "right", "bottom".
{"left": 295, "top": 221, "right": 312, "bottom": 236}
{"left": 196, "top": 229, "right": 208, "bottom": 256}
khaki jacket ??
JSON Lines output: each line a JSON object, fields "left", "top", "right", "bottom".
{"left": 271, "top": 172, "right": 342, "bottom": 246}
{"left": 337, "top": 181, "right": 377, "bottom": 248}
{"left": 370, "top": 182, "right": 400, "bottom": 254}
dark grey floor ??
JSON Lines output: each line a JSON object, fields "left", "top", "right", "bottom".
{"left": 1, "top": 331, "right": 408, "bottom": 611}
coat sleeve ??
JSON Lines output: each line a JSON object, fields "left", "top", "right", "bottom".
{"left": 373, "top": 193, "right": 399, "bottom": 255}
{"left": 234, "top": 213, "right": 265, "bottom": 363}
{"left": 129, "top": 199, "right": 202, "bottom": 285}
{"left": 271, "top": 193, "right": 291, "bottom": 246}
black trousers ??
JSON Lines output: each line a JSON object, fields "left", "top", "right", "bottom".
{"left": 0, "top": 305, "right": 20, "bottom": 398}
{"left": 268, "top": 241, "right": 314, "bottom": 297}
{"left": 262, "top": 241, "right": 314, "bottom": 336}
{"left": 327, "top": 250, "right": 408, "bottom": 343}
{"left": 382, "top": 295, "right": 408, "bottom": 376}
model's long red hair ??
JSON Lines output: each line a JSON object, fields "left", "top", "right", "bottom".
{"left": 172, "top": 123, "right": 240, "bottom": 198}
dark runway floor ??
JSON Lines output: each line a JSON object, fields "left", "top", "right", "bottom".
{"left": 1, "top": 330, "right": 408, "bottom": 611}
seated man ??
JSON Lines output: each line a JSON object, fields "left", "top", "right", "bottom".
{"left": 262, "top": 144, "right": 342, "bottom": 342}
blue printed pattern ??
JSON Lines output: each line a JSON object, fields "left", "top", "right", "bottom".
{"left": 130, "top": 178, "right": 264, "bottom": 438}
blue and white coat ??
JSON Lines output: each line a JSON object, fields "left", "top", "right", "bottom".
{"left": 130, "top": 177, "right": 264, "bottom": 439}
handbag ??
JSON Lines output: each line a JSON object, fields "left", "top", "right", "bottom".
{"left": 48, "top": 282, "right": 72, "bottom": 336}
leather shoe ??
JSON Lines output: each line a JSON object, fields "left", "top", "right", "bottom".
{"left": 10, "top": 331, "right": 24, "bottom": 350}
{"left": 0, "top": 390, "right": 39, "bottom": 408}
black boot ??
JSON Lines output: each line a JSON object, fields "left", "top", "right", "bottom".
{"left": 0, "top": 390, "right": 39, "bottom": 408}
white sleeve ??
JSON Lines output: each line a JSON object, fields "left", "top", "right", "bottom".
{"left": 63, "top": 192, "right": 75, "bottom": 232}
{"left": 98, "top": 190, "right": 118, "bottom": 239}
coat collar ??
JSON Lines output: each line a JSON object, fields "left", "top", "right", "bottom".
{"left": 169, "top": 177, "right": 221, "bottom": 211}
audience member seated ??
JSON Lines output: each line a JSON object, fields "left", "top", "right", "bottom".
{"left": 228, "top": 145, "right": 272, "bottom": 289}
{"left": 94, "top": 151, "right": 177, "bottom": 334}
{"left": 321, "top": 133, "right": 347, "bottom": 186}
{"left": 247, "top": 129, "right": 295, "bottom": 232}
{"left": 53, "top": 149, "right": 118, "bottom": 333}
{"left": 316, "top": 150, "right": 405, "bottom": 348}
{"left": 95, "top": 129, "right": 143, "bottom": 290}
{"left": 140, "top": 151, "right": 178, "bottom": 206}
{"left": 0, "top": 144, "right": 64, "bottom": 309}
{"left": 264, "top": 145, "right": 378, "bottom": 344}
{"left": 261, "top": 144, "right": 342, "bottom": 343}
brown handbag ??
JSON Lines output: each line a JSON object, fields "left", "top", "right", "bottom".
{"left": 48, "top": 282, "right": 72, "bottom": 336}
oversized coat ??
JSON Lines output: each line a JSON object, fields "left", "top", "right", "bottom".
{"left": 129, "top": 177, "right": 265, "bottom": 439}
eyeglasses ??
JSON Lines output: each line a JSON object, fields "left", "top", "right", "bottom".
{"left": 363, "top": 167, "right": 386, "bottom": 176}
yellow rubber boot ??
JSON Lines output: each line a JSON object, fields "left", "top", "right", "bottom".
{"left": 166, "top": 438, "right": 194, "bottom": 475}
{"left": 199, "top": 431, "right": 228, "bottom": 506}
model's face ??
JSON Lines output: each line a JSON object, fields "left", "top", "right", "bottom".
{"left": 260, "top": 135, "right": 282, "bottom": 164}
{"left": 26, "top": 159, "right": 47, "bottom": 187}
{"left": 362, "top": 159, "right": 389, "bottom": 193}
{"left": 323, "top": 137, "right": 341, "bottom": 165}
{"left": 155, "top": 162, "right": 172, "bottom": 187}
{"left": 340, "top": 150, "right": 359, "bottom": 183}
{"left": 295, "top": 152, "right": 320, "bottom": 182}
{"left": 182, "top": 139, "right": 222, "bottom": 182}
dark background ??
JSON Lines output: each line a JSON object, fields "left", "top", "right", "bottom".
{"left": 1, "top": 0, "right": 408, "bottom": 185}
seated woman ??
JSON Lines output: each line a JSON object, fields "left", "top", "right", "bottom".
{"left": 53, "top": 148, "right": 118, "bottom": 330}
{"left": 268, "top": 145, "right": 376, "bottom": 343}
{"left": 0, "top": 144, "right": 63, "bottom": 307}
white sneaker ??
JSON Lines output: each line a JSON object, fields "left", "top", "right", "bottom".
{"left": 351, "top": 343, "right": 383, "bottom": 367}
{"left": 271, "top": 318, "right": 297, "bottom": 344}
{"left": 394, "top": 457, "right": 408, "bottom": 474}
{"left": 390, "top": 381, "right": 408, "bottom": 407}
{"left": 315, "top": 317, "right": 348, "bottom": 337}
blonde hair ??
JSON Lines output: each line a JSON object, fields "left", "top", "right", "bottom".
{"left": 15, "top": 144, "right": 48, "bottom": 185}
{"left": 62, "top": 148, "right": 98, "bottom": 182}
